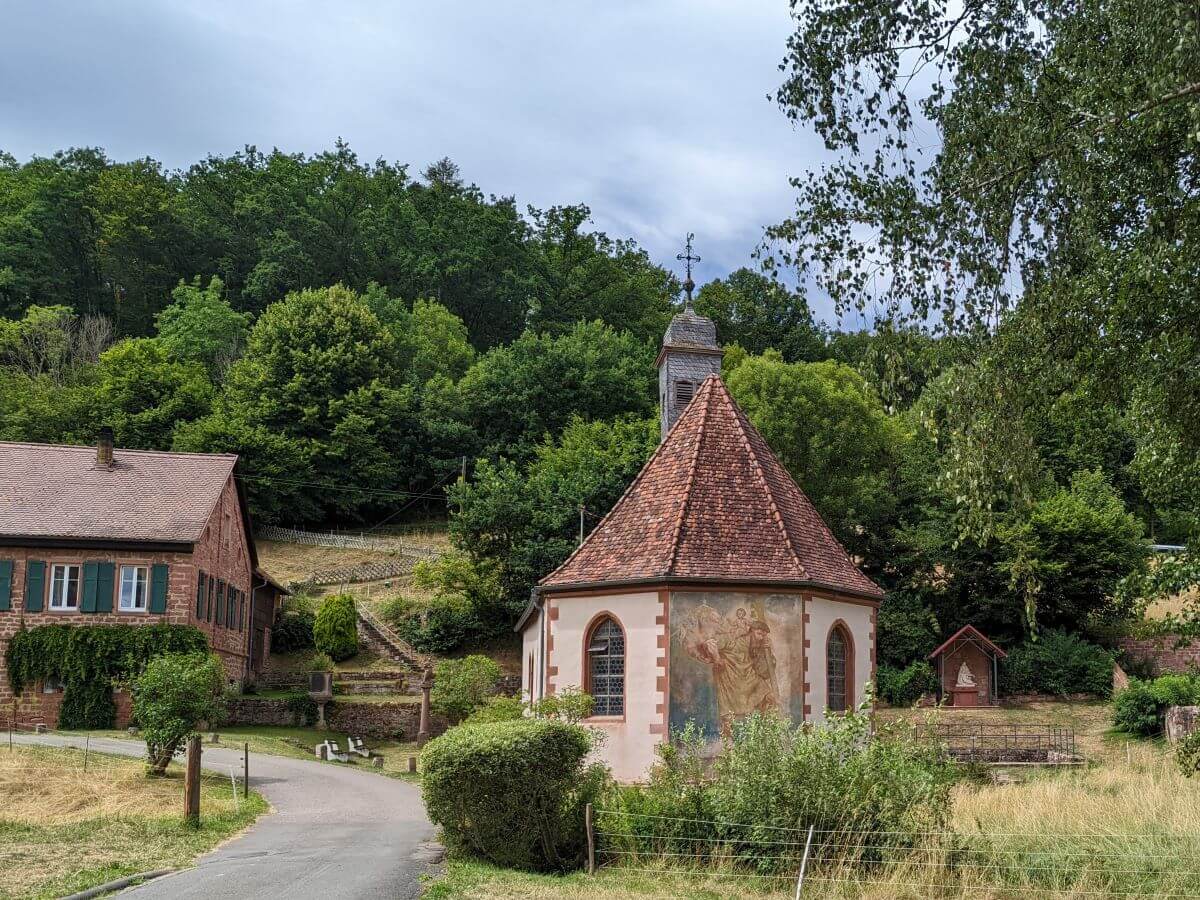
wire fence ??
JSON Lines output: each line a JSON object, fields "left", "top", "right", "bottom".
{"left": 590, "top": 807, "right": 1200, "bottom": 897}
{"left": 256, "top": 524, "right": 441, "bottom": 558}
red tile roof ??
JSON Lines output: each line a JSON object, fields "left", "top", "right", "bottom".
{"left": 928, "top": 625, "right": 1007, "bottom": 660}
{"left": 539, "top": 375, "right": 884, "bottom": 598}
{"left": 0, "top": 440, "right": 237, "bottom": 544}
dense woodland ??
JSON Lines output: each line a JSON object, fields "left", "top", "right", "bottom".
{"left": 2, "top": 0, "right": 1198, "bottom": 686}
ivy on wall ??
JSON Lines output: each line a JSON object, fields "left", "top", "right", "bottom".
{"left": 6, "top": 624, "right": 209, "bottom": 729}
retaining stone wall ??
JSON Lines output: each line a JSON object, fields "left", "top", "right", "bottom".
{"left": 223, "top": 696, "right": 448, "bottom": 739}
{"left": 1118, "top": 634, "right": 1200, "bottom": 676}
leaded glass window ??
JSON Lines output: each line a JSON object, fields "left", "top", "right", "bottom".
{"left": 827, "top": 626, "right": 848, "bottom": 712}
{"left": 587, "top": 616, "right": 625, "bottom": 716}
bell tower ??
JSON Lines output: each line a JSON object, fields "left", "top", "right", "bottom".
{"left": 658, "top": 234, "right": 722, "bottom": 440}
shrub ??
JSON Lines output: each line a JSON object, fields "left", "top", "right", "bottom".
{"left": 1112, "top": 680, "right": 1162, "bottom": 736}
{"left": 421, "top": 719, "right": 609, "bottom": 871}
{"left": 1177, "top": 731, "right": 1200, "bottom": 777}
{"left": 430, "top": 655, "right": 501, "bottom": 721}
{"left": 307, "top": 651, "right": 335, "bottom": 672}
{"left": 876, "top": 661, "right": 938, "bottom": 707}
{"left": 271, "top": 597, "right": 316, "bottom": 653}
{"left": 388, "top": 595, "right": 482, "bottom": 654}
{"left": 313, "top": 594, "right": 358, "bottom": 661}
{"left": 133, "top": 652, "right": 226, "bottom": 775}
{"left": 604, "top": 708, "right": 954, "bottom": 873}
{"left": 465, "top": 696, "right": 527, "bottom": 724}
{"left": 1112, "top": 674, "right": 1200, "bottom": 737}
{"left": 529, "top": 686, "right": 595, "bottom": 723}
{"left": 999, "top": 630, "right": 1115, "bottom": 697}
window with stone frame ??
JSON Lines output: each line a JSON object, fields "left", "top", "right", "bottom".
{"left": 827, "top": 625, "right": 850, "bottom": 713}
{"left": 585, "top": 616, "right": 625, "bottom": 716}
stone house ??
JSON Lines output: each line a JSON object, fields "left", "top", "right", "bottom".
{"left": 518, "top": 304, "right": 882, "bottom": 781}
{"left": 0, "top": 431, "right": 286, "bottom": 727}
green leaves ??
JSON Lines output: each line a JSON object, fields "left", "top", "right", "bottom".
{"left": 133, "top": 651, "right": 226, "bottom": 774}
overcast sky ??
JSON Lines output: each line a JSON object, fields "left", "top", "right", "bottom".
{"left": 2, "top": 1, "right": 861, "bottom": 323}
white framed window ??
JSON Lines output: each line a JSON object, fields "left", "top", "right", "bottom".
{"left": 119, "top": 565, "right": 149, "bottom": 612}
{"left": 49, "top": 564, "right": 80, "bottom": 610}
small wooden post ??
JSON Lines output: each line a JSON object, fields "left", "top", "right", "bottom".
{"left": 243, "top": 742, "right": 249, "bottom": 798}
{"left": 417, "top": 667, "right": 433, "bottom": 748}
{"left": 585, "top": 802, "right": 595, "bottom": 875}
{"left": 184, "top": 735, "right": 202, "bottom": 825}
{"left": 83, "top": 734, "right": 90, "bottom": 772}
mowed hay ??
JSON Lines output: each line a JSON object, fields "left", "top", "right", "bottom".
{"left": 0, "top": 745, "right": 264, "bottom": 900}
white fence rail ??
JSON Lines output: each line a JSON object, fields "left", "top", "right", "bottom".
{"left": 256, "top": 525, "right": 440, "bottom": 559}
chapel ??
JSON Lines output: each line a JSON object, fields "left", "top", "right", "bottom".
{"left": 517, "top": 290, "right": 883, "bottom": 781}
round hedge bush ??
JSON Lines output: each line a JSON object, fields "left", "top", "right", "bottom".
{"left": 421, "top": 719, "right": 609, "bottom": 872}
{"left": 313, "top": 594, "right": 359, "bottom": 662}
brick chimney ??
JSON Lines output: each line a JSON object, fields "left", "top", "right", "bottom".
{"left": 96, "top": 426, "right": 114, "bottom": 468}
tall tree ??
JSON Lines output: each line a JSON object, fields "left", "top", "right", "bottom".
{"left": 695, "top": 268, "right": 824, "bottom": 363}
{"left": 773, "top": 0, "right": 1200, "bottom": 534}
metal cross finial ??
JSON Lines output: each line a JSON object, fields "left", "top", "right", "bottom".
{"left": 676, "top": 233, "right": 700, "bottom": 307}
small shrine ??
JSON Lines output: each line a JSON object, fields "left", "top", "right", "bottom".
{"left": 928, "top": 625, "right": 1006, "bottom": 707}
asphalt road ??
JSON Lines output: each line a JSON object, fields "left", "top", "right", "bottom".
{"left": 13, "top": 732, "right": 441, "bottom": 899}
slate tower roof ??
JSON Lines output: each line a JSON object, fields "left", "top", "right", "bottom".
{"left": 540, "top": 375, "right": 883, "bottom": 599}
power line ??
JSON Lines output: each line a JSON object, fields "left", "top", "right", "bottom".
{"left": 234, "top": 473, "right": 449, "bottom": 502}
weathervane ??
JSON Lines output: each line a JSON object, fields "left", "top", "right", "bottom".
{"left": 676, "top": 233, "right": 700, "bottom": 308}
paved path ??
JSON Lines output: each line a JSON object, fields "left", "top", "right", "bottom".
{"left": 14, "top": 733, "right": 440, "bottom": 899}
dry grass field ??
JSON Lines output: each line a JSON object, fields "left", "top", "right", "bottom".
{"left": 0, "top": 744, "right": 266, "bottom": 899}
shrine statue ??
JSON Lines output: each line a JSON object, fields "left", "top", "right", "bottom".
{"left": 955, "top": 661, "right": 977, "bottom": 688}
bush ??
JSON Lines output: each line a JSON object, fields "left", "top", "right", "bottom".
{"left": 999, "top": 630, "right": 1115, "bottom": 697}
{"left": 271, "top": 597, "right": 316, "bottom": 653}
{"left": 430, "top": 655, "right": 501, "bottom": 721}
{"left": 1177, "top": 731, "right": 1200, "bottom": 777}
{"left": 604, "top": 709, "right": 954, "bottom": 873}
{"left": 387, "top": 594, "right": 482, "bottom": 654}
{"left": 876, "top": 661, "right": 938, "bottom": 707}
{"left": 308, "top": 651, "right": 335, "bottom": 672}
{"left": 465, "top": 696, "right": 526, "bottom": 724}
{"left": 529, "top": 686, "right": 595, "bottom": 723}
{"left": 421, "top": 719, "right": 609, "bottom": 871}
{"left": 313, "top": 594, "right": 358, "bottom": 661}
{"left": 1112, "top": 674, "right": 1200, "bottom": 737}
{"left": 132, "top": 652, "right": 226, "bottom": 775}
{"left": 284, "top": 692, "right": 319, "bottom": 726}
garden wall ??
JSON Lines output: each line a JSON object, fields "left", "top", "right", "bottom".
{"left": 1118, "top": 634, "right": 1200, "bottom": 676}
{"left": 223, "top": 696, "right": 448, "bottom": 739}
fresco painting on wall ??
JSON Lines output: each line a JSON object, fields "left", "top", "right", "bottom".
{"left": 669, "top": 591, "right": 805, "bottom": 746}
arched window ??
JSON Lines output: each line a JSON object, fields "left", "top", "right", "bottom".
{"left": 585, "top": 615, "right": 625, "bottom": 716}
{"left": 827, "top": 625, "right": 851, "bottom": 713}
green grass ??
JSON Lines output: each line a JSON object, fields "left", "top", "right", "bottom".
{"left": 69, "top": 724, "right": 424, "bottom": 781}
{"left": 0, "top": 744, "right": 267, "bottom": 900}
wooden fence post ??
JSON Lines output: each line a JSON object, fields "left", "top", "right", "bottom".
{"left": 585, "top": 802, "right": 595, "bottom": 875}
{"left": 184, "top": 735, "right": 202, "bottom": 824}
{"left": 244, "top": 742, "right": 249, "bottom": 798}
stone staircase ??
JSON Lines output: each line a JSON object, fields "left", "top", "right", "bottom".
{"left": 356, "top": 605, "right": 431, "bottom": 672}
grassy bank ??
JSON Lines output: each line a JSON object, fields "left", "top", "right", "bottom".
{"left": 0, "top": 744, "right": 266, "bottom": 900}
{"left": 425, "top": 703, "right": 1200, "bottom": 899}
{"left": 72, "top": 724, "right": 423, "bottom": 781}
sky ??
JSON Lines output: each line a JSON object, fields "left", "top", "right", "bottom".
{"left": 1, "top": 1, "right": 855, "bottom": 322}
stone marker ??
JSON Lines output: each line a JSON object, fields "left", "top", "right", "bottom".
{"left": 1166, "top": 705, "right": 1200, "bottom": 745}
{"left": 373, "top": 756, "right": 384, "bottom": 769}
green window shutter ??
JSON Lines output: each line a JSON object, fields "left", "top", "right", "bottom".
{"left": 216, "top": 580, "right": 225, "bottom": 627}
{"left": 229, "top": 589, "right": 237, "bottom": 628}
{"left": 206, "top": 578, "right": 213, "bottom": 620}
{"left": 149, "top": 564, "right": 169, "bottom": 614}
{"left": 80, "top": 562, "right": 99, "bottom": 613}
{"left": 24, "top": 561, "right": 45, "bottom": 612}
{"left": 196, "top": 572, "right": 206, "bottom": 619}
{"left": 0, "top": 560, "right": 12, "bottom": 611}
{"left": 95, "top": 562, "right": 114, "bottom": 613}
